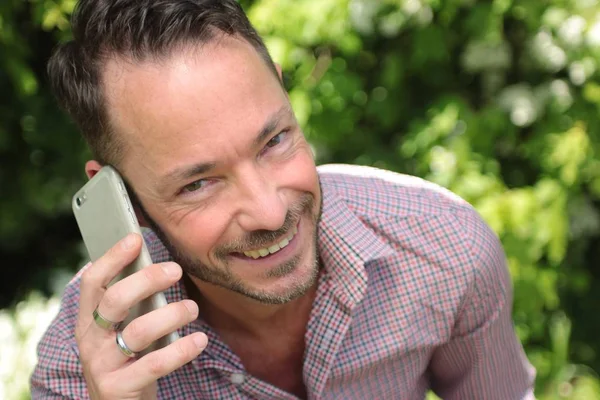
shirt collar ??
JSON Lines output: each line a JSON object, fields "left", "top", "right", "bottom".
{"left": 317, "top": 179, "right": 395, "bottom": 312}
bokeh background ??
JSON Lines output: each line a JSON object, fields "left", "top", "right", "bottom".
{"left": 1, "top": 0, "right": 600, "bottom": 398}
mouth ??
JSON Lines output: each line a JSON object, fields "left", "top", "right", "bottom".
{"left": 239, "top": 224, "right": 299, "bottom": 260}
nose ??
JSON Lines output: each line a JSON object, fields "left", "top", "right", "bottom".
{"left": 234, "top": 164, "right": 287, "bottom": 232}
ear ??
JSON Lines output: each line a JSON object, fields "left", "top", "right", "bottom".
{"left": 275, "top": 63, "right": 283, "bottom": 81}
{"left": 85, "top": 160, "right": 103, "bottom": 179}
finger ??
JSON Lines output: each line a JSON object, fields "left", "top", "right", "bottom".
{"left": 78, "top": 234, "right": 142, "bottom": 325}
{"left": 107, "top": 300, "right": 198, "bottom": 367}
{"left": 121, "top": 333, "right": 208, "bottom": 389}
{"left": 122, "top": 300, "right": 197, "bottom": 353}
{"left": 95, "top": 262, "right": 182, "bottom": 324}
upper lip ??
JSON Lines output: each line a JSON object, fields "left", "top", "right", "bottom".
{"left": 239, "top": 222, "right": 299, "bottom": 253}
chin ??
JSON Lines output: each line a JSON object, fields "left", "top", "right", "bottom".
{"left": 237, "top": 252, "right": 320, "bottom": 305}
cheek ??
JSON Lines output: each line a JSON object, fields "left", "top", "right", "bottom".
{"left": 163, "top": 209, "right": 230, "bottom": 260}
{"left": 277, "top": 146, "right": 318, "bottom": 194}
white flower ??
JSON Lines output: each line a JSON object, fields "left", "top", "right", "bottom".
{"left": 0, "top": 294, "right": 60, "bottom": 400}
{"left": 402, "top": 0, "right": 422, "bottom": 16}
{"left": 349, "top": 0, "right": 379, "bottom": 35}
{"left": 569, "top": 62, "right": 587, "bottom": 85}
{"left": 531, "top": 31, "right": 568, "bottom": 72}
{"left": 430, "top": 146, "right": 457, "bottom": 176}
{"left": 462, "top": 40, "right": 511, "bottom": 72}
{"left": 498, "top": 84, "right": 540, "bottom": 127}
{"left": 586, "top": 19, "right": 600, "bottom": 47}
{"left": 550, "top": 79, "right": 574, "bottom": 111}
{"left": 558, "top": 15, "right": 587, "bottom": 47}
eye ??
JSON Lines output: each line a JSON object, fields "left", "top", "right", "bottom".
{"left": 182, "top": 179, "right": 207, "bottom": 193}
{"left": 264, "top": 130, "right": 288, "bottom": 150}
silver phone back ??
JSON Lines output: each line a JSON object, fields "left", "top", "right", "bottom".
{"left": 72, "top": 166, "right": 179, "bottom": 353}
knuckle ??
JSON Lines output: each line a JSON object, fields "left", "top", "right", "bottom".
{"left": 96, "top": 380, "right": 117, "bottom": 398}
{"left": 147, "top": 354, "right": 165, "bottom": 376}
{"left": 78, "top": 345, "right": 91, "bottom": 363}
{"left": 124, "top": 319, "right": 144, "bottom": 345}
{"left": 105, "top": 236, "right": 136, "bottom": 263}
{"left": 141, "top": 266, "right": 160, "bottom": 286}
{"left": 86, "top": 359, "right": 107, "bottom": 384}
{"left": 102, "top": 287, "right": 122, "bottom": 311}
{"left": 80, "top": 268, "right": 99, "bottom": 288}
{"left": 176, "top": 303, "right": 191, "bottom": 321}
{"left": 174, "top": 340, "right": 189, "bottom": 360}
{"left": 107, "top": 239, "right": 124, "bottom": 258}
{"left": 74, "top": 321, "right": 84, "bottom": 339}
{"left": 74, "top": 322, "right": 87, "bottom": 344}
{"left": 178, "top": 335, "right": 202, "bottom": 363}
{"left": 87, "top": 359, "right": 102, "bottom": 377}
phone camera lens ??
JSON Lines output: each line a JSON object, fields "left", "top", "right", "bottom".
{"left": 76, "top": 197, "right": 82, "bottom": 207}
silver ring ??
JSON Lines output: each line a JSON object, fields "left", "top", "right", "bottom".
{"left": 116, "top": 330, "right": 137, "bottom": 358}
{"left": 93, "top": 307, "right": 121, "bottom": 331}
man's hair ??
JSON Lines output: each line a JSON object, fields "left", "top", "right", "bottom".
{"left": 48, "top": 0, "right": 277, "bottom": 166}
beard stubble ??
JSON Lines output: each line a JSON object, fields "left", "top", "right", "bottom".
{"left": 140, "top": 192, "right": 321, "bottom": 305}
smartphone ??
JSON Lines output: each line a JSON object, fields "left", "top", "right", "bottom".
{"left": 72, "top": 165, "right": 179, "bottom": 354}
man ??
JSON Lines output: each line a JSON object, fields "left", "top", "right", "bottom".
{"left": 31, "top": 0, "right": 535, "bottom": 399}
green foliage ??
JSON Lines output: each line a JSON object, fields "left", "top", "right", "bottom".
{"left": 0, "top": 0, "right": 87, "bottom": 306}
{"left": 1, "top": 0, "right": 600, "bottom": 398}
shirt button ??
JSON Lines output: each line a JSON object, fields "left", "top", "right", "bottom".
{"left": 230, "top": 372, "right": 245, "bottom": 385}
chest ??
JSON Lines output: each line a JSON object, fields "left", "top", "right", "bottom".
{"left": 164, "top": 332, "right": 433, "bottom": 400}
{"left": 227, "top": 335, "right": 307, "bottom": 399}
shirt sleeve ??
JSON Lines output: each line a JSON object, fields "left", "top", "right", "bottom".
{"left": 30, "top": 274, "right": 90, "bottom": 399}
{"left": 428, "top": 208, "right": 536, "bottom": 399}
{"left": 30, "top": 335, "right": 87, "bottom": 399}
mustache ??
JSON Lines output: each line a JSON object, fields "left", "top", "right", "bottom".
{"left": 215, "top": 193, "right": 314, "bottom": 257}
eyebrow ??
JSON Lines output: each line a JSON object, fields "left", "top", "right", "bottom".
{"left": 159, "top": 104, "right": 293, "bottom": 185}
{"left": 252, "top": 105, "right": 292, "bottom": 147}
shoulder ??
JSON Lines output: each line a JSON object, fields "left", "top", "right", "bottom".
{"left": 31, "top": 265, "right": 86, "bottom": 397}
{"left": 36, "top": 264, "right": 85, "bottom": 355}
{"left": 318, "top": 163, "right": 469, "bottom": 219}
{"left": 318, "top": 164, "right": 506, "bottom": 286}
{"left": 317, "top": 164, "right": 478, "bottom": 244}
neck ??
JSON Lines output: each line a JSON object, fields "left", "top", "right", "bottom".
{"left": 183, "top": 274, "right": 318, "bottom": 340}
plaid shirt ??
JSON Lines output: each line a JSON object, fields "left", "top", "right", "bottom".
{"left": 32, "top": 164, "right": 535, "bottom": 399}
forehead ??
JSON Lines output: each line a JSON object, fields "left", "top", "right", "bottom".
{"left": 101, "top": 36, "right": 287, "bottom": 179}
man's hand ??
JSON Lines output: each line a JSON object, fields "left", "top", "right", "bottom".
{"left": 75, "top": 233, "right": 208, "bottom": 399}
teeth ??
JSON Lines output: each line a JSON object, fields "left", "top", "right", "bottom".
{"left": 247, "top": 250, "right": 260, "bottom": 259}
{"left": 242, "top": 226, "right": 298, "bottom": 259}
{"left": 258, "top": 248, "right": 269, "bottom": 257}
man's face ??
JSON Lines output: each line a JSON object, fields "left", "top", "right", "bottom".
{"left": 102, "top": 36, "right": 321, "bottom": 304}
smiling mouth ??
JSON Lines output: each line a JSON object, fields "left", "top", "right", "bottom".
{"left": 240, "top": 225, "right": 299, "bottom": 259}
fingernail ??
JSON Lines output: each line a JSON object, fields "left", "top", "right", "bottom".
{"left": 183, "top": 300, "right": 198, "bottom": 315}
{"left": 161, "top": 262, "right": 180, "bottom": 277}
{"left": 193, "top": 333, "right": 208, "bottom": 349}
{"left": 121, "top": 234, "right": 136, "bottom": 249}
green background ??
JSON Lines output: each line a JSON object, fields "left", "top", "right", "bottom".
{"left": 1, "top": 0, "right": 600, "bottom": 398}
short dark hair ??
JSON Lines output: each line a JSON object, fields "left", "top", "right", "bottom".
{"left": 48, "top": 0, "right": 277, "bottom": 166}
